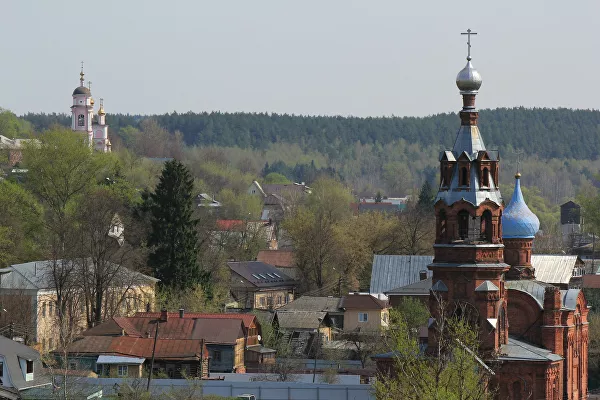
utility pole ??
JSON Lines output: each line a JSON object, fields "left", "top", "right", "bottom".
{"left": 147, "top": 319, "right": 160, "bottom": 391}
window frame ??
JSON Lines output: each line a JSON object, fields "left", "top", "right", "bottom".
{"left": 117, "top": 365, "right": 128, "bottom": 377}
{"left": 358, "top": 312, "right": 368, "bottom": 322}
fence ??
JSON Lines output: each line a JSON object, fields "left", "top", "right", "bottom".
{"left": 83, "top": 377, "right": 375, "bottom": 400}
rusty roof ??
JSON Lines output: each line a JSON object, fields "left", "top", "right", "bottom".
{"left": 256, "top": 250, "right": 295, "bottom": 268}
{"left": 341, "top": 294, "right": 388, "bottom": 310}
{"left": 133, "top": 312, "right": 257, "bottom": 329}
{"left": 63, "top": 336, "right": 208, "bottom": 360}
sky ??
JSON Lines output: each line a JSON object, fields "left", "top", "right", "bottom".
{"left": 1, "top": 0, "right": 599, "bottom": 117}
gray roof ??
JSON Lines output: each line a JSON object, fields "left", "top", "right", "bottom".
{"left": 431, "top": 280, "right": 448, "bottom": 292}
{"left": 531, "top": 255, "right": 581, "bottom": 285}
{"left": 370, "top": 254, "right": 581, "bottom": 296}
{"left": 386, "top": 277, "right": 432, "bottom": 296}
{"left": 435, "top": 160, "right": 503, "bottom": 207}
{"left": 0, "top": 336, "right": 51, "bottom": 391}
{"left": 96, "top": 355, "right": 145, "bottom": 365}
{"left": 452, "top": 125, "right": 486, "bottom": 155}
{"left": 1, "top": 260, "right": 158, "bottom": 291}
{"left": 370, "top": 255, "right": 433, "bottom": 295}
{"left": 228, "top": 261, "right": 296, "bottom": 288}
{"left": 505, "top": 280, "right": 554, "bottom": 309}
{"left": 475, "top": 280, "right": 499, "bottom": 292}
{"left": 499, "top": 336, "right": 562, "bottom": 362}
{"left": 275, "top": 311, "right": 327, "bottom": 330}
{"left": 72, "top": 86, "right": 91, "bottom": 96}
{"left": 561, "top": 289, "right": 581, "bottom": 310}
{"left": 278, "top": 296, "right": 342, "bottom": 313}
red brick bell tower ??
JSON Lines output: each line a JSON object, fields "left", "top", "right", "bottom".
{"left": 428, "top": 33, "right": 510, "bottom": 354}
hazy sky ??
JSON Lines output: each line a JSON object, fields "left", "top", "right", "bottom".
{"left": 1, "top": 0, "right": 599, "bottom": 117}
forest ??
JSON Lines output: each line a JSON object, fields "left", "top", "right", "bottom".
{"left": 10, "top": 107, "right": 600, "bottom": 233}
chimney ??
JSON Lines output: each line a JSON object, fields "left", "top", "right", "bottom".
{"left": 161, "top": 308, "right": 168, "bottom": 322}
{"left": 419, "top": 270, "right": 428, "bottom": 281}
{"left": 179, "top": 308, "right": 185, "bottom": 318}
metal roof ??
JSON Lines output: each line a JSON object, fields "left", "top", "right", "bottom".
{"left": 530, "top": 255, "right": 581, "bottom": 285}
{"left": 452, "top": 125, "right": 486, "bottom": 155}
{"left": 505, "top": 280, "right": 554, "bottom": 309}
{"left": 228, "top": 261, "right": 296, "bottom": 288}
{"left": 475, "top": 280, "right": 499, "bottom": 292}
{"left": 435, "top": 161, "right": 503, "bottom": 207}
{"left": 275, "top": 311, "right": 327, "bottom": 330}
{"left": 96, "top": 355, "right": 145, "bottom": 365}
{"left": 386, "top": 277, "right": 432, "bottom": 296}
{"left": 278, "top": 296, "right": 342, "bottom": 313}
{"left": 0, "top": 336, "right": 51, "bottom": 391}
{"left": 370, "top": 254, "right": 581, "bottom": 296}
{"left": 499, "top": 336, "right": 562, "bottom": 362}
{"left": 1, "top": 259, "right": 158, "bottom": 291}
{"left": 370, "top": 255, "right": 433, "bottom": 295}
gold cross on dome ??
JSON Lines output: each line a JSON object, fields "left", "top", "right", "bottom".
{"left": 461, "top": 29, "right": 478, "bottom": 60}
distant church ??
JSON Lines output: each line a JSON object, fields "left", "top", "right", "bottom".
{"left": 70, "top": 65, "right": 111, "bottom": 152}
{"left": 427, "top": 32, "right": 589, "bottom": 399}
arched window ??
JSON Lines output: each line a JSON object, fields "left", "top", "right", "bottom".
{"left": 458, "top": 210, "right": 469, "bottom": 240}
{"left": 460, "top": 167, "right": 468, "bottom": 186}
{"left": 498, "top": 306, "right": 507, "bottom": 344}
{"left": 481, "top": 210, "right": 493, "bottom": 242}
{"left": 439, "top": 210, "right": 447, "bottom": 240}
{"left": 482, "top": 167, "right": 490, "bottom": 187}
{"left": 78, "top": 114, "right": 85, "bottom": 127}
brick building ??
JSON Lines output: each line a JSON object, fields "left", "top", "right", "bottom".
{"left": 426, "top": 47, "right": 588, "bottom": 399}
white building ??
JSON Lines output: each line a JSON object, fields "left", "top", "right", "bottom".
{"left": 70, "top": 65, "right": 111, "bottom": 152}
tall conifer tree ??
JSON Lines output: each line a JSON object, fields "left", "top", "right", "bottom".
{"left": 148, "top": 160, "right": 200, "bottom": 289}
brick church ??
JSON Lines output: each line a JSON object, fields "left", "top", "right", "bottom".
{"left": 428, "top": 33, "right": 589, "bottom": 399}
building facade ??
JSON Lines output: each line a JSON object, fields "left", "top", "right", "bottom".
{"left": 427, "top": 43, "right": 588, "bottom": 399}
{"left": 71, "top": 65, "right": 111, "bottom": 152}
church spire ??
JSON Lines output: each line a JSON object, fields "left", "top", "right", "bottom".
{"left": 80, "top": 61, "right": 85, "bottom": 87}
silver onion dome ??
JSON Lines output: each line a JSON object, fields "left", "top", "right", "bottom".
{"left": 456, "top": 58, "right": 482, "bottom": 93}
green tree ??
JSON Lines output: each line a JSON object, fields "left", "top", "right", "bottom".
{"left": 147, "top": 160, "right": 202, "bottom": 289}
{"left": 375, "top": 299, "right": 493, "bottom": 400}
{"left": 417, "top": 180, "right": 435, "bottom": 210}
{"left": 263, "top": 172, "right": 291, "bottom": 184}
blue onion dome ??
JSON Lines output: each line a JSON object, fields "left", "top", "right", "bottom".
{"left": 502, "top": 173, "right": 540, "bottom": 239}
{"left": 456, "top": 58, "right": 482, "bottom": 92}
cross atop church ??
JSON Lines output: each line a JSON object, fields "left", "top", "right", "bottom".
{"left": 514, "top": 149, "right": 524, "bottom": 174}
{"left": 461, "top": 29, "right": 477, "bottom": 60}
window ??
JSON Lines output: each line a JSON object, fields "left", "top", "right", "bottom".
{"left": 460, "top": 167, "right": 468, "bottom": 186}
{"left": 481, "top": 210, "right": 492, "bottom": 242}
{"left": 260, "top": 297, "right": 266, "bottom": 307}
{"left": 117, "top": 365, "right": 128, "bottom": 377}
{"left": 48, "top": 302, "right": 53, "bottom": 316}
{"left": 69, "top": 361, "right": 77, "bottom": 370}
{"left": 49, "top": 338, "right": 54, "bottom": 349}
{"left": 439, "top": 210, "right": 447, "bottom": 240}
{"left": 358, "top": 313, "right": 368, "bottom": 322}
{"left": 26, "top": 360, "right": 33, "bottom": 374}
{"left": 78, "top": 114, "right": 85, "bottom": 126}
{"left": 458, "top": 210, "right": 470, "bottom": 240}
{"left": 41, "top": 302, "right": 46, "bottom": 317}
{"left": 273, "top": 273, "right": 281, "bottom": 278}
{"left": 482, "top": 167, "right": 490, "bottom": 187}
{"left": 383, "top": 313, "right": 388, "bottom": 323}
{"left": 42, "top": 338, "right": 46, "bottom": 350}
{"left": 213, "top": 351, "right": 222, "bottom": 362}
{"left": 0, "top": 361, "right": 3, "bottom": 378}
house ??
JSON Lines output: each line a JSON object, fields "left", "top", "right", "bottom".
{"left": 0, "top": 135, "right": 37, "bottom": 166}
{"left": 385, "top": 277, "right": 432, "bottom": 307}
{"left": 0, "top": 336, "right": 51, "bottom": 400}
{"left": 133, "top": 311, "right": 275, "bottom": 372}
{"left": 0, "top": 259, "right": 158, "bottom": 351}
{"left": 278, "top": 296, "right": 344, "bottom": 330}
{"left": 273, "top": 311, "right": 331, "bottom": 356}
{"left": 196, "top": 193, "right": 221, "bottom": 208}
{"left": 351, "top": 202, "right": 404, "bottom": 216}
{"left": 58, "top": 334, "right": 210, "bottom": 379}
{"left": 247, "top": 180, "right": 310, "bottom": 199}
{"left": 256, "top": 250, "right": 297, "bottom": 279}
{"left": 228, "top": 261, "right": 297, "bottom": 310}
{"left": 340, "top": 294, "right": 389, "bottom": 332}
{"left": 213, "top": 220, "right": 277, "bottom": 252}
